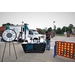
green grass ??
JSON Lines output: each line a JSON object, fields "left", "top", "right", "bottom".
{"left": 56, "top": 34, "right": 65, "bottom": 36}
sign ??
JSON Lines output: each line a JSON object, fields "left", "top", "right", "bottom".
{"left": 54, "top": 41, "right": 75, "bottom": 60}
{"left": 26, "top": 44, "right": 33, "bottom": 50}
{"left": 22, "top": 43, "right": 46, "bottom": 53}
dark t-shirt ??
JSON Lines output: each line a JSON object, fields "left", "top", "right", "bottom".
{"left": 46, "top": 34, "right": 50, "bottom": 40}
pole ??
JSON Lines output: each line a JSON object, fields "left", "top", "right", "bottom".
{"left": 53, "top": 21, "right": 54, "bottom": 31}
{"left": 1, "top": 42, "right": 17, "bottom": 62}
{"left": 1, "top": 42, "right": 7, "bottom": 62}
{"left": 53, "top": 42, "right": 57, "bottom": 58}
{"left": 24, "top": 24, "right": 26, "bottom": 41}
{"left": 65, "top": 27, "right": 66, "bottom": 32}
{"left": 53, "top": 21, "right": 55, "bottom": 37}
{"left": 53, "top": 21, "right": 55, "bottom": 31}
{"left": 13, "top": 42, "right": 17, "bottom": 59}
{"left": 25, "top": 24, "right": 26, "bottom": 41}
{"left": 9, "top": 42, "right": 10, "bottom": 56}
{"left": 24, "top": 23, "right": 29, "bottom": 41}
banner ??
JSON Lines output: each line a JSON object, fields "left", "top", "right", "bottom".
{"left": 22, "top": 43, "right": 46, "bottom": 53}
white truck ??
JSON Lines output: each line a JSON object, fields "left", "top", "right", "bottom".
{"left": 6, "top": 25, "right": 44, "bottom": 42}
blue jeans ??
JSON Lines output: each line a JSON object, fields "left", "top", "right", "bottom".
{"left": 46, "top": 40, "right": 50, "bottom": 50}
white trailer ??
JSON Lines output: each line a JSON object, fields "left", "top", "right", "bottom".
{"left": 6, "top": 25, "right": 44, "bottom": 42}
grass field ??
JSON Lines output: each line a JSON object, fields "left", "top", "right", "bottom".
{"left": 56, "top": 34, "right": 75, "bottom": 36}
{"left": 56, "top": 34, "right": 65, "bottom": 36}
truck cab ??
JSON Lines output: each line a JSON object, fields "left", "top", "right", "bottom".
{"left": 28, "top": 29, "right": 44, "bottom": 42}
{"left": 28, "top": 29, "right": 39, "bottom": 38}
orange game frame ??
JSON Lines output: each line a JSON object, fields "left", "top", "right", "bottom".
{"left": 54, "top": 41, "right": 75, "bottom": 60}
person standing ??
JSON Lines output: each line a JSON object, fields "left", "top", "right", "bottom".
{"left": 18, "top": 32, "right": 22, "bottom": 42}
{"left": 45, "top": 31, "right": 51, "bottom": 51}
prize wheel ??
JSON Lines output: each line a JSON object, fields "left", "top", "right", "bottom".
{"left": 2, "top": 29, "right": 17, "bottom": 42}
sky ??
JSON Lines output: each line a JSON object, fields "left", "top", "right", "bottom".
{"left": 0, "top": 12, "right": 75, "bottom": 30}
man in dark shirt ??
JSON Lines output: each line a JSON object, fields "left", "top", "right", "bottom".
{"left": 46, "top": 31, "right": 50, "bottom": 50}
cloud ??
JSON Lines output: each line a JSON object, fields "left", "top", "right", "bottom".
{"left": 0, "top": 12, "right": 75, "bottom": 29}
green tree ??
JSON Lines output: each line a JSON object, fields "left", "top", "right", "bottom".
{"left": 2, "top": 23, "right": 11, "bottom": 26}
{"left": 38, "top": 28, "right": 43, "bottom": 34}
{"left": 68, "top": 24, "right": 74, "bottom": 33}
{"left": 42, "top": 29, "right": 47, "bottom": 32}
{"left": 62, "top": 26, "right": 69, "bottom": 33}
{"left": 73, "top": 27, "right": 75, "bottom": 29}
{"left": 56, "top": 28, "right": 62, "bottom": 34}
{"left": 68, "top": 24, "right": 74, "bottom": 28}
{"left": 66, "top": 27, "right": 69, "bottom": 32}
{"left": 48, "top": 27, "right": 52, "bottom": 32}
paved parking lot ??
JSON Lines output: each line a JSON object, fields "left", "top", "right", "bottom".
{"left": 0, "top": 36, "right": 75, "bottom": 62}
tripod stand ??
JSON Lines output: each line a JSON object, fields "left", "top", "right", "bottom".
{"left": 1, "top": 42, "right": 17, "bottom": 62}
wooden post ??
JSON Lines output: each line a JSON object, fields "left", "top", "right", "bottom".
{"left": 51, "top": 31, "right": 53, "bottom": 38}
{"left": 54, "top": 32, "right": 55, "bottom": 37}
{"left": 53, "top": 31, "right": 55, "bottom": 37}
{"left": 67, "top": 31, "right": 70, "bottom": 37}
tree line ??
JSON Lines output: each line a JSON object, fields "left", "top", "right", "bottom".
{"left": 2, "top": 23, "right": 75, "bottom": 34}
{"left": 38, "top": 24, "right": 75, "bottom": 34}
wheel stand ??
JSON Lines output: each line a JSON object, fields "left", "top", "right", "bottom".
{"left": 1, "top": 42, "right": 17, "bottom": 62}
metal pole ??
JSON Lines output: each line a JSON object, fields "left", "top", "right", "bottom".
{"left": 22, "top": 21, "right": 26, "bottom": 41}
{"left": 9, "top": 42, "right": 10, "bottom": 56}
{"left": 24, "top": 24, "right": 26, "bottom": 41}
{"left": 53, "top": 21, "right": 55, "bottom": 31}
{"left": 65, "top": 27, "right": 66, "bottom": 32}
{"left": 13, "top": 42, "right": 17, "bottom": 59}
{"left": 1, "top": 42, "right": 7, "bottom": 62}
